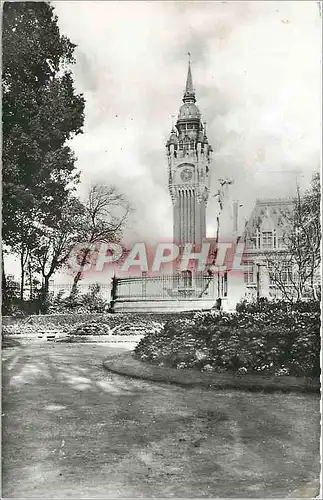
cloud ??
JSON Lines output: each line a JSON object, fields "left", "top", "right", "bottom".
{"left": 54, "top": 0, "right": 321, "bottom": 242}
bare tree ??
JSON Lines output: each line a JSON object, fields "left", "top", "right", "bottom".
{"left": 32, "top": 197, "right": 85, "bottom": 311}
{"left": 69, "top": 183, "right": 131, "bottom": 295}
{"left": 266, "top": 173, "right": 321, "bottom": 301}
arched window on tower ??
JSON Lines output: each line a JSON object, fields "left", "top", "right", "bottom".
{"left": 182, "top": 270, "right": 192, "bottom": 287}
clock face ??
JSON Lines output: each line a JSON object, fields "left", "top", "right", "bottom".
{"left": 180, "top": 168, "right": 193, "bottom": 182}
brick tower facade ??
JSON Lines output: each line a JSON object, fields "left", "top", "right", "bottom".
{"left": 166, "top": 61, "right": 213, "bottom": 249}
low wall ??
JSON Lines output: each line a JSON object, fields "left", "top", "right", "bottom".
{"left": 114, "top": 299, "right": 217, "bottom": 313}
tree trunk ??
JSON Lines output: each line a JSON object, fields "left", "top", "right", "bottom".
{"left": 20, "top": 252, "right": 25, "bottom": 301}
{"left": 310, "top": 271, "right": 318, "bottom": 300}
{"left": 70, "top": 248, "right": 91, "bottom": 297}
{"left": 29, "top": 260, "right": 33, "bottom": 300}
{"left": 2, "top": 252, "right": 7, "bottom": 303}
{"left": 40, "top": 276, "right": 50, "bottom": 314}
{"left": 19, "top": 246, "right": 29, "bottom": 301}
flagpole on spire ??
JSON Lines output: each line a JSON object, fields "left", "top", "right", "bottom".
{"left": 183, "top": 52, "right": 195, "bottom": 102}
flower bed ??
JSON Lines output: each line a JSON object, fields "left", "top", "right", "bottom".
{"left": 134, "top": 300, "right": 321, "bottom": 378}
{"left": 69, "top": 319, "right": 164, "bottom": 336}
{"left": 2, "top": 312, "right": 192, "bottom": 338}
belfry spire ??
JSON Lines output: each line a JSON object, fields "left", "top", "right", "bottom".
{"left": 183, "top": 53, "right": 196, "bottom": 103}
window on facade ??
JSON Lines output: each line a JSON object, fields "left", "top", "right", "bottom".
{"left": 218, "top": 272, "right": 228, "bottom": 297}
{"left": 179, "top": 141, "right": 183, "bottom": 150}
{"left": 255, "top": 229, "right": 261, "bottom": 249}
{"left": 244, "top": 263, "right": 255, "bottom": 284}
{"left": 261, "top": 231, "right": 273, "bottom": 249}
{"left": 190, "top": 140, "right": 195, "bottom": 150}
{"left": 268, "top": 264, "right": 276, "bottom": 285}
{"left": 187, "top": 123, "right": 193, "bottom": 129}
{"left": 268, "top": 264, "right": 291, "bottom": 285}
{"left": 280, "top": 267, "right": 290, "bottom": 284}
{"left": 277, "top": 232, "right": 287, "bottom": 249}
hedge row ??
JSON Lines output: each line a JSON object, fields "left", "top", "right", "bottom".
{"left": 2, "top": 311, "right": 196, "bottom": 326}
{"left": 2, "top": 311, "right": 196, "bottom": 336}
{"left": 134, "top": 300, "right": 321, "bottom": 378}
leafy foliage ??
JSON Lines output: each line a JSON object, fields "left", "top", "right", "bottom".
{"left": 2, "top": 2, "right": 85, "bottom": 245}
{"left": 47, "top": 283, "right": 108, "bottom": 314}
{"left": 2, "top": 2, "right": 85, "bottom": 308}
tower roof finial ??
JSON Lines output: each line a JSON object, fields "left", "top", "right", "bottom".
{"left": 171, "top": 113, "right": 176, "bottom": 132}
{"left": 183, "top": 53, "right": 196, "bottom": 103}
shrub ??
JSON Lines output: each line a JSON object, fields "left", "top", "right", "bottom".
{"left": 47, "top": 284, "right": 108, "bottom": 314}
{"left": 134, "top": 300, "right": 320, "bottom": 377}
{"left": 69, "top": 318, "right": 164, "bottom": 336}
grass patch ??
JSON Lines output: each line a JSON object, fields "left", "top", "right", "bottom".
{"left": 103, "top": 352, "right": 320, "bottom": 393}
{"left": 2, "top": 338, "right": 21, "bottom": 348}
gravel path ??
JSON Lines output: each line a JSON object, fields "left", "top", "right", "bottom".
{"left": 2, "top": 343, "right": 320, "bottom": 498}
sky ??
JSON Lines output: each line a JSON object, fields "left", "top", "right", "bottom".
{"left": 5, "top": 0, "right": 322, "bottom": 280}
{"left": 53, "top": 0, "right": 321, "bottom": 243}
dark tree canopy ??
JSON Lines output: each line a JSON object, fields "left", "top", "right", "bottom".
{"left": 2, "top": 1, "right": 85, "bottom": 246}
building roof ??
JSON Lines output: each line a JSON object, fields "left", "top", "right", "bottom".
{"left": 243, "top": 197, "right": 294, "bottom": 243}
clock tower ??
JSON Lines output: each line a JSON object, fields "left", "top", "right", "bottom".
{"left": 166, "top": 60, "right": 213, "bottom": 249}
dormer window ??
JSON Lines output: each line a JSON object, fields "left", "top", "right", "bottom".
{"left": 261, "top": 231, "right": 273, "bottom": 249}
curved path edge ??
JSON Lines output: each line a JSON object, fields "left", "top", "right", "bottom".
{"left": 103, "top": 352, "right": 320, "bottom": 393}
